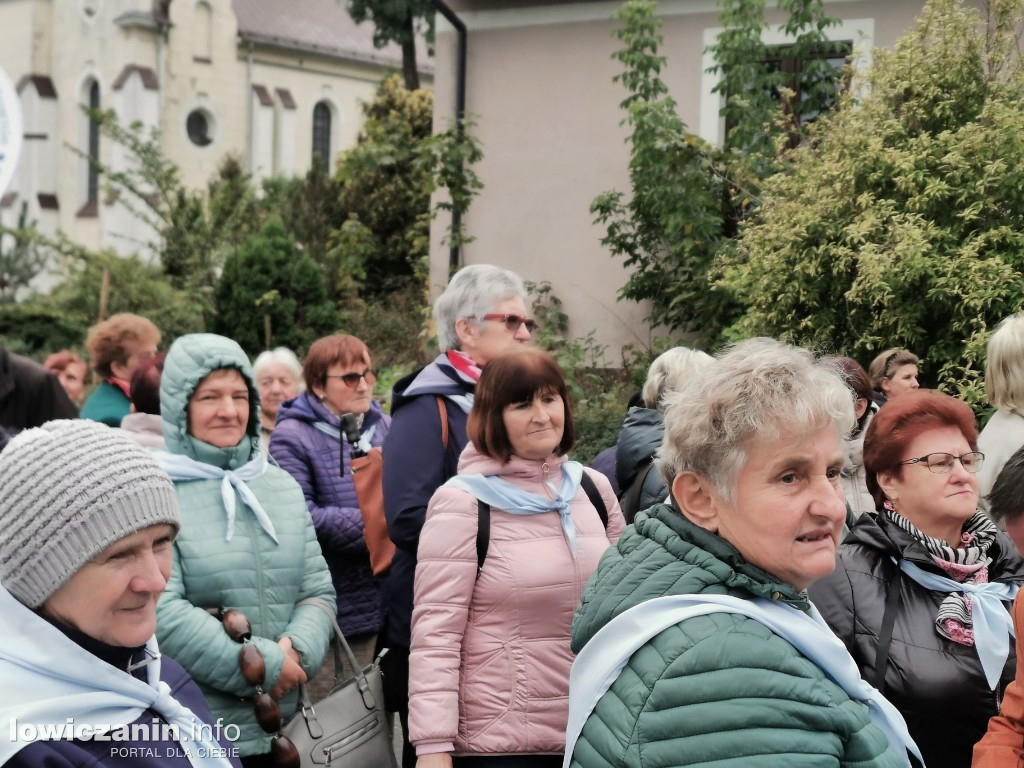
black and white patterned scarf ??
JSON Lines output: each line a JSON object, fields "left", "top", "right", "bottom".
{"left": 883, "top": 504, "right": 999, "bottom": 646}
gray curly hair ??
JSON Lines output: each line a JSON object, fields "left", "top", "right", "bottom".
{"left": 656, "top": 337, "right": 855, "bottom": 501}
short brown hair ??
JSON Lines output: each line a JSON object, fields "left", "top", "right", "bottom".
{"left": 303, "top": 335, "right": 371, "bottom": 390}
{"left": 85, "top": 313, "right": 160, "bottom": 378}
{"left": 468, "top": 348, "right": 574, "bottom": 462}
{"left": 43, "top": 350, "right": 87, "bottom": 379}
{"left": 863, "top": 389, "right": 978, "bottom": 508}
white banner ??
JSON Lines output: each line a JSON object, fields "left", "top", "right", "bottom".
{"left": 0, "top": 67, "right": 23, "bottom": 198}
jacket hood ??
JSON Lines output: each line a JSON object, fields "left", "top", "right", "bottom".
{"left": 844, "top": 511, "right": 1024, "bottom": 580}
{"left": 391, "top": 354, "right": 474, "bottom": 415}
{"left": 615, "top": 406, "right": 664, "bottom": 489}
{"left": 572, "top": 503, "right": 808, "bottom": 652}
{"left": 160, "top": 333, "right": 261, "bottom": 463}
{"left": 276, "top": 391, "right": 387, "bottom": 431}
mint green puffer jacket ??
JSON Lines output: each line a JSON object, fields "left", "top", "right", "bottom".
{"left": 155, "top": 334, "right": 336, "bottom": 757}
{"left": 567, "top": 504, "right": 907, "bottom": 768}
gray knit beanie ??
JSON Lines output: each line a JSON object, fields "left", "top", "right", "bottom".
{"left": 0, "top": 419, "right": 181, "bottom": 607}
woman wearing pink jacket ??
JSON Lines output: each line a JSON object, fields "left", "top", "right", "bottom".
{"left": 409, "top": 348, "right": 625, "bottom": 768}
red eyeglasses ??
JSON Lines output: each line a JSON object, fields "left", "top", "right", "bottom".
{"left": 480, "top": 313, "right": 538, "bottom": 334}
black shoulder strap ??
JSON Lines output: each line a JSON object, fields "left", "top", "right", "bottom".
{"left": 475, "top": 472, "right": 607, "bottom": 577}
{"left": 619, "top": 460, "right": 654, "bottom": 525}
{"left": 476, "top": 500, "right": 490, "bottom": 576}
{"left": 580, "top": 471, "right": 608, "bottom": 529}
{"left": 873, "top": 567, "right": 902, "bottom": 692}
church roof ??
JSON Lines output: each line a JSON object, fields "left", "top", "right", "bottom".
{"left": 231, "top": 0, "right": 429, "bottom": 71}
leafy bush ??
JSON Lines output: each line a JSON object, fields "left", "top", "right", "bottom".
{"left": 717, "top": 0, "right": 1024, "bottom": 408}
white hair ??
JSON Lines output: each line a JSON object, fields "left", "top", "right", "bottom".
{"left": 656, "top": 338, "right": 855, "bottom": 501}
{"left": 433, "top": 264, "right": 527, "bottom": 352}
{"left": 252, "top": 347, "right": 305, "bottom": 391}
{"left": 641, "top": 346, "right": 714, "bottom": 411}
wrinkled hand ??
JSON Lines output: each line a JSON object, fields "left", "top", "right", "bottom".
{"left": 416, "top": 754, "right": 453, "bottom": 768}
{"left": 269, "top": 636, "right": 307, "bottom": 699}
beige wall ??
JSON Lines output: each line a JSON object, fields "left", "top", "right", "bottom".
{"left": 429, "top": 0, "right": 932, "bottom": 360}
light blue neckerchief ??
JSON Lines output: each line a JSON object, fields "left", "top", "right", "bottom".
{"left": 446, "top": 460, "right": 584, "bottom": 556}
{"left": 447, "top": 393, "right": 474, "bottom": 414}
{"left": 312, "top": 421, "right": 376, "bottom": 454}
{"left": 154, "top": 450, "right": 277, "bottom": 544}
{"left": 562, "top": 593, "right": 922, "bottom": 768}
{"left": 898, "top": 558, "right": 1019, "bottom": 689}
{"left": 0, "top": 586, "right": 234, "bottom": 768}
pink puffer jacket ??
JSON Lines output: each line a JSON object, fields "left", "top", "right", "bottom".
{"left": 408, "top": 445, "right": 625, "bottom": 758}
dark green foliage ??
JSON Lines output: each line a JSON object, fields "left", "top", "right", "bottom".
{"left": 717, "top": 0, "right": 1024, "bottom": 408}
{"left": 346, "top": 0, "right": 434, "bottom": 89}
{"left": 214, "top": 217, "right": 339, "bottom": 356}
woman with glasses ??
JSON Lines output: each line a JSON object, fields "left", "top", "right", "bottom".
{"left": 270, "top": 334, "right": 390, "bottom": 696}
{"left": 868, "top": 347, "right": 920, "bottom": 407}
{"left": 811, "top": 389, "right": 1024, "bottom": 768}
{"left": 382, "top": 264, "right": 531, "bottom": 766}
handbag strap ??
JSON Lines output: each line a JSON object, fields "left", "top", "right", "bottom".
{"left": 294, "top": 597, "right": 367, "bottom": 700}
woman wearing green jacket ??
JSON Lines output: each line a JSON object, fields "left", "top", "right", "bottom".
{"left": 154, "top": 333, "right": 336, "bottom": 766}
{"left": 564, "top": 338, "right": 919, "bottom": 768}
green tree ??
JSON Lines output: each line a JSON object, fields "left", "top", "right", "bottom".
{"left": 331, "top": 75, "right": 482, "bottom": 297}
{"left": 718, "top": 0, "right": 1024, "bottom": 408}
{"left": 592, "top": 0, "right": 843, "bottom": 341}
{"left": 0, "top": 203, "right": 49, "bottom": 303}
{"left": 214, "top": 217, "right": 339, "bottom": 356}
{"left": 346, "top": 0, "right": 434, "bottom": 89}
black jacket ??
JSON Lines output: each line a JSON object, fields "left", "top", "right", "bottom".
{"left": 614, "top": 406, "right": 667, "bottom": 522}
{"left": 0, "top": 346, "right": 77, "bottom": 434}
{"left": 810, "top": 514, "right": 1024, "bottom": 768}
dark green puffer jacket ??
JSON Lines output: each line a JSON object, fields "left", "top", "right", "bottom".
{"left": 568, "top": 503, "right": 908, "bottom": 768}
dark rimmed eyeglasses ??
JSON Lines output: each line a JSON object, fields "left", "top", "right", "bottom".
{"left": 325, "top": 368, "right": 378, "bottom": 388}
{"left": 480, "top": 313, "right": 538, "bottom": 334}
{"left": 899, "top": 451, "right": 985, "bottom": 474}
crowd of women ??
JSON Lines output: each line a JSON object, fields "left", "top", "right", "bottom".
{"left": 8, "top": 264, "right": 1024, "bottom": 768}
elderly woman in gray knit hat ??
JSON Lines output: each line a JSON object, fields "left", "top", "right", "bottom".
{"left": 0, "top": 419, "right": 240, "bottom": 768}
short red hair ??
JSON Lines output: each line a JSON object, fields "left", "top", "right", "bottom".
{"left": 467, "top": 348, "right": 574, "bottom": 463}
{"left": 863, "top": 389, "right": 978, "bottom": 508}
{"left": 303, "top": 335, "right": 371, "bottom": 390}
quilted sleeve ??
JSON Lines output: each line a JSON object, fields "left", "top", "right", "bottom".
{"left": 807, "top": 551, "right": 858, "bottom": 648}
{"left": 269, "top": 421, "right": 368, "bottom": 554}
{"left": 407, "top": 485, "right": 479, "bottom": 753}
{"left": 570, "top": 613, "right": 906, "bottom": 768}
{"left": 156, "top": 539, "right": 286, "bottom": 697}
{"left": 583, "top": 467, "right": 626, "bottom": 545}
{"left": 279, "top": 513, "right": 337, "bottom": 679}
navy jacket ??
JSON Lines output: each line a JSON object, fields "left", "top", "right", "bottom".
{"left": 269, "top": 392, "right": 390, "bottom": 636}
{"left": 9, "top": 622, "right": 241, "bottom": 768}
{"left": 381, "top": 355, "right": 474, "bottom": 647}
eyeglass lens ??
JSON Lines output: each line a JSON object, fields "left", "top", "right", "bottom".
{"left": 924, "top": 452, "right": 984, "bottom": 473}
{"left": 483, "top": 313, "right": 537, "bottom": 333}
{"left": 338, "top": 369, "right": 377, "bottom": 387}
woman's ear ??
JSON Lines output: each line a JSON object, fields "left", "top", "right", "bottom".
{"left": 876, "top": 470, "right": 900, "bottom": 501}
{"left": 672, "top": 472, "right": 720, "bottom": 533}
{"left": 880, "top": 377, "right": 892, "bottom": 395}
{"left": 455, "top": 317, "right": 477, "bottom": 348}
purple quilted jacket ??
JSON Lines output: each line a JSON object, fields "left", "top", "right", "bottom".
{"left": 270, "top": 392, "right": 390, "bottom": 637}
